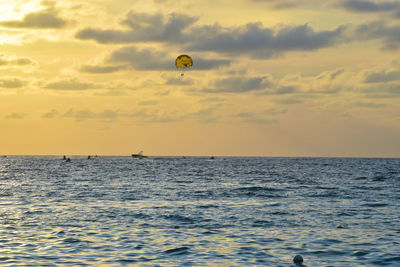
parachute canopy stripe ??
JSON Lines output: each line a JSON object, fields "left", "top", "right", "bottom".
{"left": 175, "top": 55, "right": 193, "bottom": 69}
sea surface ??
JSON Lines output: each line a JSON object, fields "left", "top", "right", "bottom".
{"left": 0, "top": 156, "right": 399, "bottom": 266}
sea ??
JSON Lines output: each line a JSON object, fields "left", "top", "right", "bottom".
{"left": 0, "top": 156, "right": 399, "bottom": 266}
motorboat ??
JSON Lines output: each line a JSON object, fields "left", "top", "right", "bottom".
{"left": 131, "top": 151, "right": 147, "bottom": 159}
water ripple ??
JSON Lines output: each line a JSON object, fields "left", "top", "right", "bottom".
{"left": 0, "top": 156, "right": 398, "bottom": 266}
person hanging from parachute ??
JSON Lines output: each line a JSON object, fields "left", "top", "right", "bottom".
{"left": 175, "top": 54, "right": 193, "bottom": 76}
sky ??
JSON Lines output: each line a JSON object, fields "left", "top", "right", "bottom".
{"left": 0, "top": 0, "right": 399, "bottom": 157}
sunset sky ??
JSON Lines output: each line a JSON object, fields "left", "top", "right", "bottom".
{"left": 0, "top": 0, "right": 399, "bottom": 157}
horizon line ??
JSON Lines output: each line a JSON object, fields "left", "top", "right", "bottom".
{"left": 1, "top": 154, "right": 399, "bottom": 159}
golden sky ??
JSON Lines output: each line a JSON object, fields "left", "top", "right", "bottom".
{"left": 0, "top": 0, "right": 399, "bottom": 157}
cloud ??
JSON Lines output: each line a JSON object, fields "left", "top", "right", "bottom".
{"left": 193, "top": 58, "right": 232, "bottom": 70}
{"left": 260, "top": 85, "right": 298, "bottom": 95}
{"left": 62, "top": 109, "right": 119, "bottom": 121}
{"left": 353, "top": 21, "right": 400, "bottom": 50}
{"left": 44, "top": 78, "right": 97, "bottom": 90}
{"left": 127, "top": 108, "right": 182, "bottom": 123}
{"left": 0, "top": 7, "right": 67, "bottom": 29}
{"left": 42, "top": 109, "right": 59, "bottom": 118}
{"left": 200, "top": 76, "right": 271, "bottom": 93}
{"left": 353, "top": 101, "right": 387, "bottom": 108}
{"left": 80, "top": 64, "right": 127, "bottom": 74}
{"left": 42, "top": 108, "right": 120, "bottom": 121}
{"left": 333, "top": 0, "right": 400, "bottom": 13}
{"left": 76, "top": 11, "right": 197, "bottom": 44}
{"left": 5, "top": 113, "right": 25, "bottom": 119}
{"left": 138, "top": 100, "right": 159, "bottom": 106}
{"left": 0, "top": 54, "right": 36, "bottom": 67}
{"left": 108, "top": 46, "right": 171, "bottom": 70}
{"left": 165, "top": 77, "right": 194, "bottom": 85}
{"left": 75, "top": 11, "right": 346, "bottom": 59}
{"left": 107, "top": 46, "right": 231, "bottom": 71}
{"left": 0, "top": 77, "right": 26, "bottom": 88}
{"left": 364, "top": 70, "right": 400, "bottom": 83}
{"left": 187, "top": 76, "right": 300, "bottom": 95}
{"left": 230, "top": 106, "right": 286, "bottom": 124}
{"left": 252, "top": 0, "right": 304, "bottom": 9}
{"left": 263, "top": 107, "right": 288, "bottom": 115}
{"left": 232, "top": 111, "right": 278, "bottom": 124}
{"left": 329, "top": 69, "right": 345, "bottom": 80}
{"left": 362, "top": 82, "right": 400, "bottom": 97}
{"left": 187, "top": 23, "right": 347, "bottom": 58}
{"left": 234, "top": 112, "right": 254, "bottom": 118}
{"left": 199, "top": 97, "right": 226, "bottom": 103}
{"left": 185, "top": 108, "right": 218, "bottom": 123}
{"left": 56, "top": 108, "right": 182, "bottom": 123}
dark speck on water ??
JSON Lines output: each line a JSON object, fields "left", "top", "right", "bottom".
{"left": 0, "top": 156, "right": 399, "bottom": 266}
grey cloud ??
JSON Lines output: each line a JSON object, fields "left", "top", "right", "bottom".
{"left": 199, "top": 97, "right": 226, "bottom": 103}
{"left": 232, "top": 111, "right": 278, "bottom": 124}
{"left": 5, "top": 113, "right": 25, "bottom": 119}
{"left": 202, "top": 76, "right": 271, "bottom": 93}
{"left": 75, "top": 11, "right": 346, "bottom": 59}
{"left": 186, "top": 108, "right": 218, "bottom": 123}
{"left": 354, "top": 101, "right": 387, "bottom": 108}
{"left": 0, "top": 8, "right": 67, "bottom": 29}
{"left": 80, "top": 64, "right": 127, "bottom": 74}
{"left": 97, "top": 110, "right": 120, "bottom": 120}
{"left": 76, "top": 12, "right": 197, "bottom": 44}
{"left": 334, "top": 0, "right": 400, "bottom": 13}
{"left": 108, "top": 46, "right": 171, "bottom": 70}
{"left": 165, "top": 77, "right": 194, "bottom": 85}
{"left": 260, "top": 85, "right": 298, "bottom": 95}
{"left": 362, "top": 82, "right": 400, "bottom": 97}
{"left": 244, "top": 118, "right": 278, "bottom": 124}
{"left": 232, "top": 106, "right": 286, "bottom": 124}
{"left": 127, "top": 108, "right": 182, "bottom": 123}
{"left": 252, "top": 0, "right": 304, "bottom": 9}
{"left": 354, "top": 21, "right": 400, "bottom": 50}
{"left": 43, "top": 107, "right": 212, "bottom": 124}
{"left": 63, "top": 109, "right": 119, "bottom": 121}
{"left": 0, "top": 55, "right": 35, "bottom": 66}
{"left": 364, "top": 70, "right": 400, "bottom": 83}
{"left": 308, "top": 86, "right": 342, "bottom": 94}
{"left": 330, "top": 69, "right": 345, "bottom": 80}
{"left": 107, "top": 46, "right": 231, "bottom": 71}
{"left": 76, "top": 28, "right": 138, "bottom": 44}
{"left": 45, "top": 79, "right": 96, "bottom": 90}
{"left": 264, "top": 107, "right": 288, "bottom": 115}
{"left": 234, "top": 112, "right": 254, "bottom": 118}
{"left": 188, "top": 23, "right": 346, "bottom": 58}
{"left": 138, "top": 100, "right": 159, "bottom": 106}
{"left": 42, "top": 109, "right": 59, "bottom": 118}
{"left": 0, "top": 78, "right": 26, "bottom": 88}
{"left": 127, "top": 107, "right": 219, "bottom": 123}
{"left": 194, "top": 58, "right": 231, "bottom": 70}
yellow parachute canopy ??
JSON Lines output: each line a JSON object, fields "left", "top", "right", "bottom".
{"left": 175, "top": 55, "right": 193, "bottom": 69}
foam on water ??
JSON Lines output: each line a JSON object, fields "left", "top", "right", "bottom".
{"left": 0, "top": 156, "right": 399, "bottom": 266}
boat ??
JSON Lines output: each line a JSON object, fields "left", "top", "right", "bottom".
{"left": 131, "top": 151, "right": 147, "bottom": 159}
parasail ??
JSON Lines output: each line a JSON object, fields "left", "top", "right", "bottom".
{"left": 175, "top": 54, "right": 193, "bottom": 69}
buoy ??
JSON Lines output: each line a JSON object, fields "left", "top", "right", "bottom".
{"left": 293, "top": 255, "right": 303, "bottom": 264}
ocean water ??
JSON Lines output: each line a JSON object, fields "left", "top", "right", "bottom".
{"left": 0, "top": 156, "right": 399, "bottom": 266}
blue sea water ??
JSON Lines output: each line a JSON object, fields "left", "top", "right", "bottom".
{"left": 0, "top": 156, "right": 399, "bottom": 266}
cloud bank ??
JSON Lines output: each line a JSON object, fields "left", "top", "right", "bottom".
{"left": 0, "top": 7, "right": 67, "bottom": 29}
{"left": 76, "top": 11, "right": 347, "bottom": 59}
